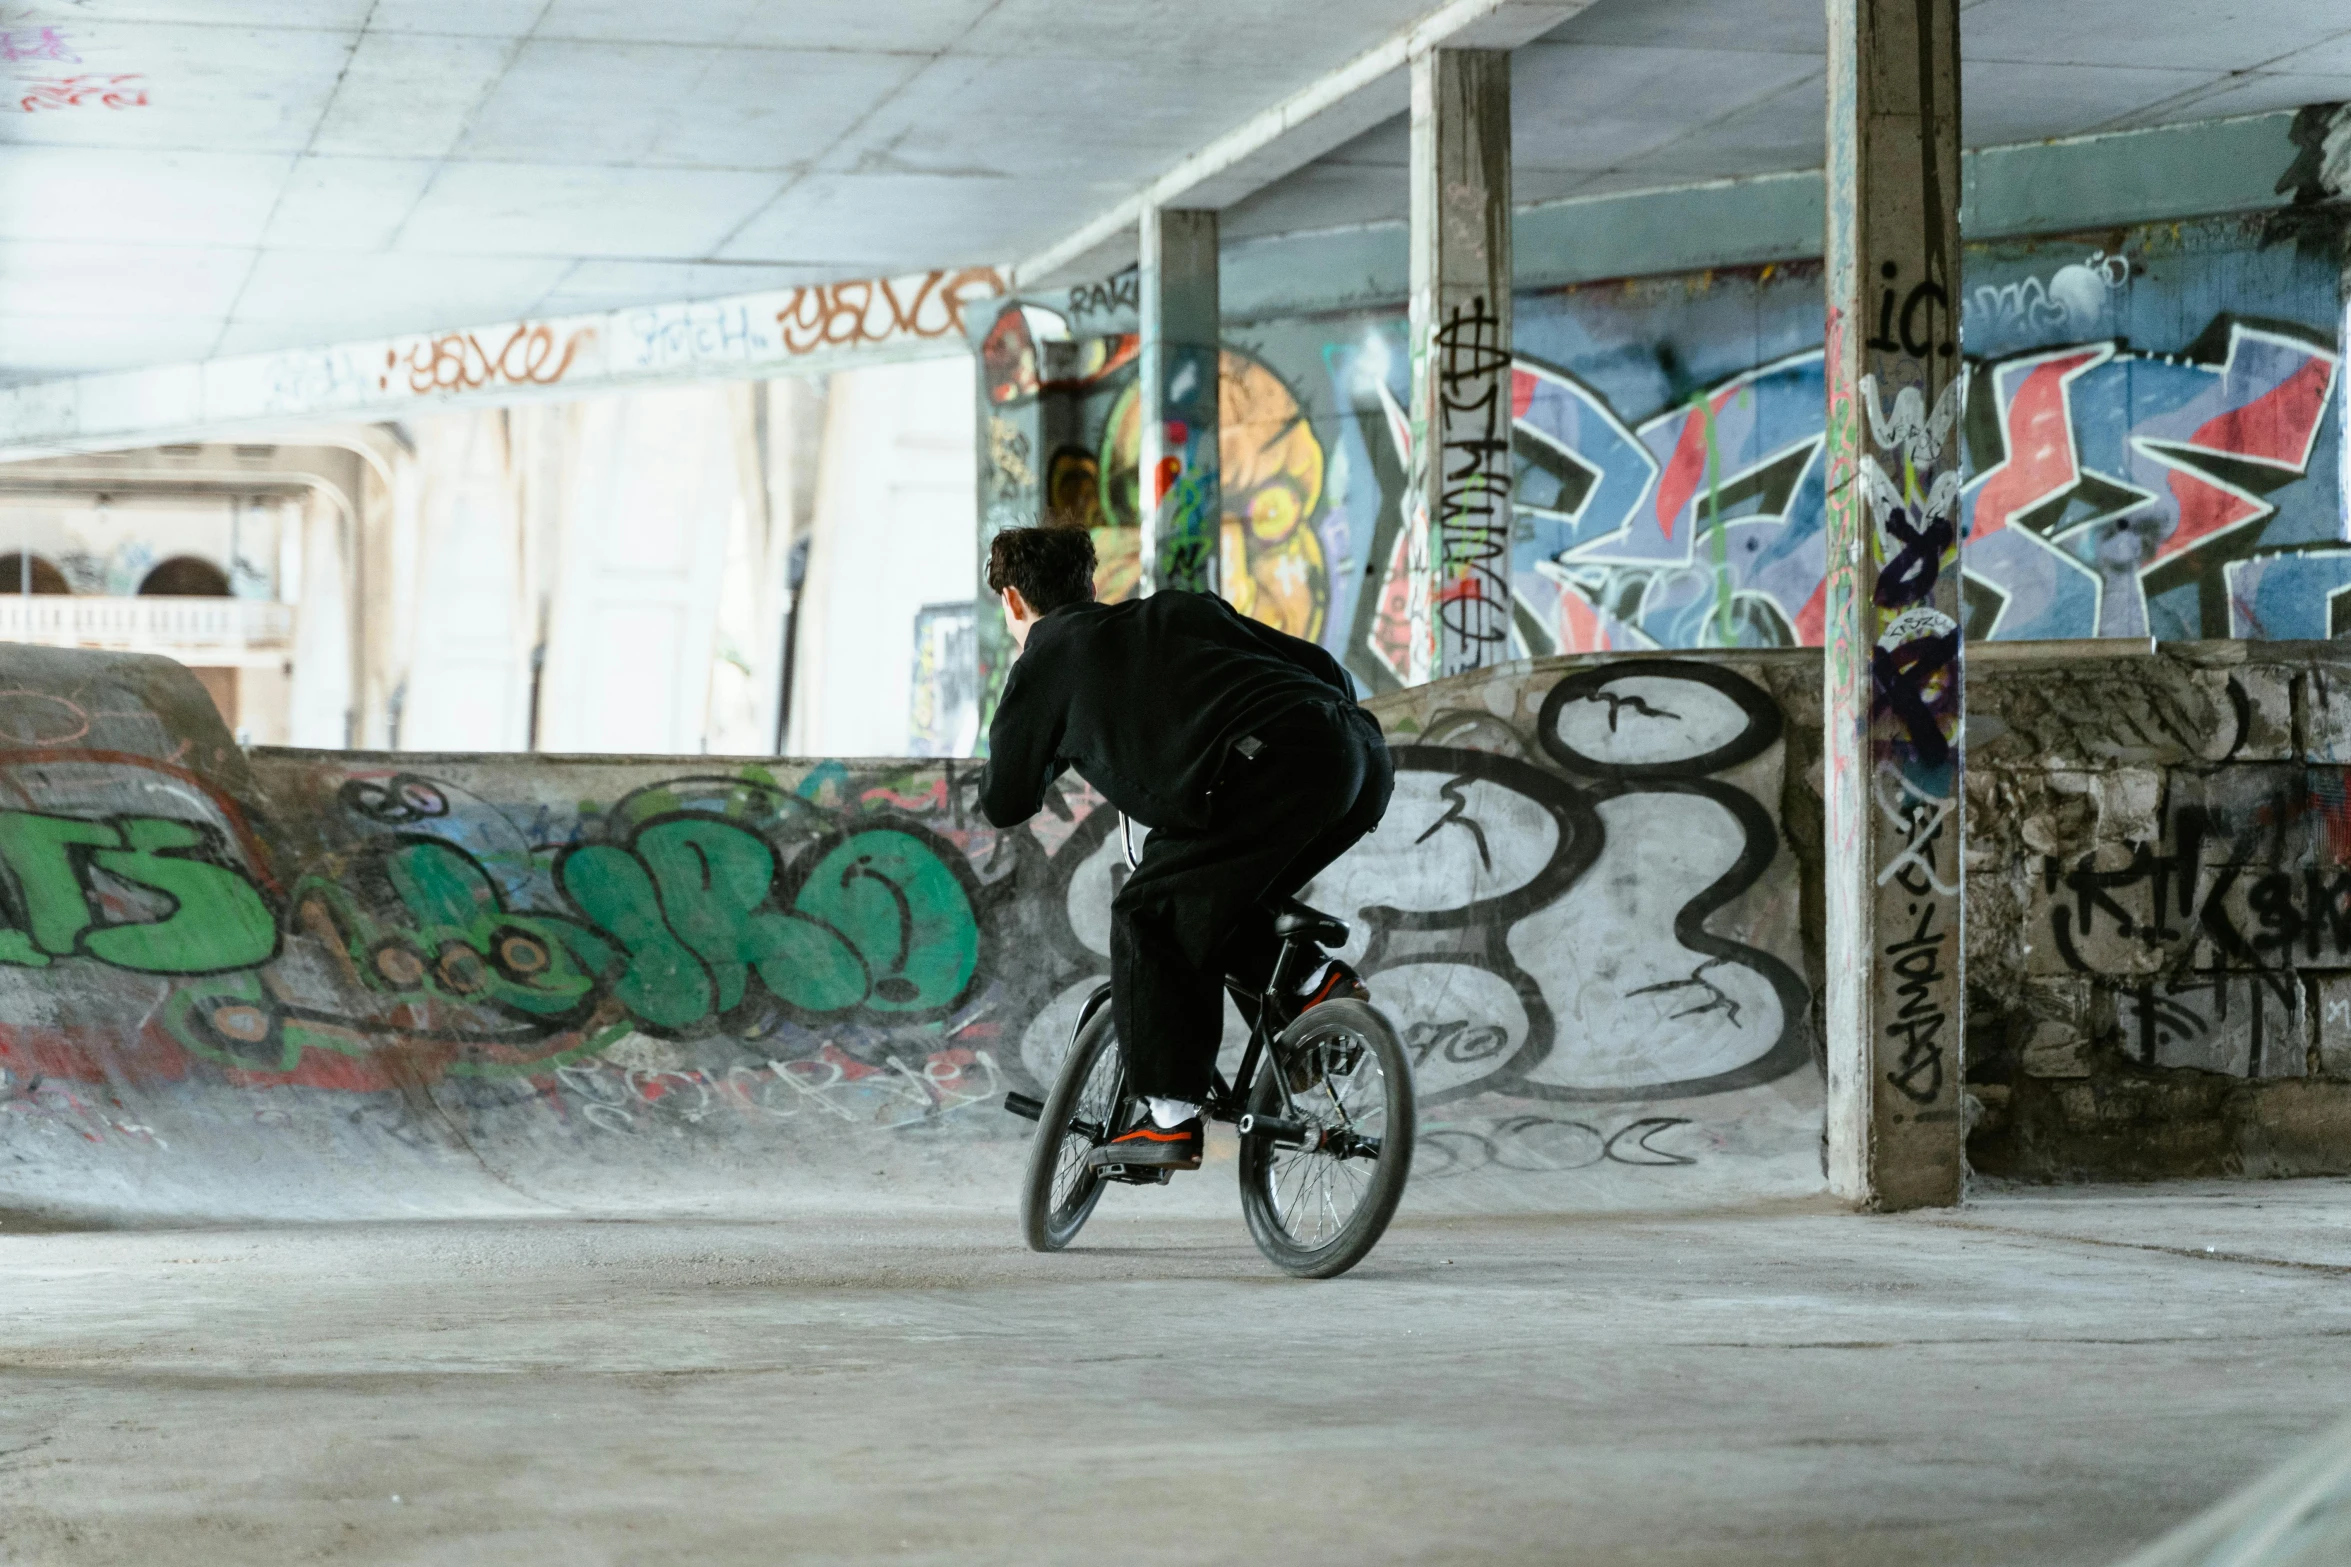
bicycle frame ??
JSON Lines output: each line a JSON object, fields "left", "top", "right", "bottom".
{"left": 1062, "top": 930, "right": 1318, "bottom": 1135}
{"left": 1003, "top": 815, "right": 1325, "bottom": 1165}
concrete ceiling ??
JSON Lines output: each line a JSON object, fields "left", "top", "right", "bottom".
{"left": 1225, "top": 0, "right": 2351, "bottom": 240}
{"left": 0, "top": 0, "right": 2345, "bottom": 386}
{"left": 0, "top": 0, "right": 1441, "bottom": 382}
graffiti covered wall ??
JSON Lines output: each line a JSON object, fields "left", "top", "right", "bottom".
{"left": 975, "top": 211, "right": 2348, "bottom": 704}
{"left": 15, "top": 634, "right": 2351, "bottom": 1215}
{"left": 0, "top": 645, "right": 1826, "bottom": 1220}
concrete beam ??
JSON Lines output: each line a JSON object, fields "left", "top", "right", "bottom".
{"left": 1215, "top": 109, "right": 2311, "bottom": 325}
{"left": 1822, "top": 0, "right": 1968, "bottom": 1210}
{"left": 1138, "top": 209, "right": 1222, "bottom": 596}
{"left": 1009, "top": 0, "right": 1590, "bottom": 290}
{"left": 0, "top": 267, "right": 1007, "bottom": 462}
{"left": 1409, "top": 49, "right": 1515, "bottom": 683}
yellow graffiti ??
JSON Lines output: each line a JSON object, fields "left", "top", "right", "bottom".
{"left": 1095, "top": 349, "right": 1330, "bottom": 640}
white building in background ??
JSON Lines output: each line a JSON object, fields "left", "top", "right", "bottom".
{"left": 0, "top": 444, "right": 363, "bottom": 745}
{"left": 0, "top": 356, "right": 982, "bottom": 761}
{"left": 784, "top": 356, "right": 979, "bottom": 759}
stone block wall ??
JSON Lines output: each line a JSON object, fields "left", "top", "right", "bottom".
{"left": 1965, "top": 639, "right": 2351, "bottom": 1179}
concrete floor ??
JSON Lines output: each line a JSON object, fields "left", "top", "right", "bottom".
{"left": 3, "top": 1181, "right": 2349, "bottom": 1566}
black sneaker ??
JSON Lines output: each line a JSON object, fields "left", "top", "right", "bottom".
{"left": 1086, "top": 1116, "right": 1204, "bottom": 1171}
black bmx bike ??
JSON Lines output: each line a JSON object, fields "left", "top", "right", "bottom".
{"left": 1005, "top": 896, "right": 1415, "bottom": 1278}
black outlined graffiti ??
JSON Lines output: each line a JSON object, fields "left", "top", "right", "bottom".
{"left": 1868, "top": 258, "right": 1956, "bottom": 361}
{"left": 1517, "top": 661, "right": 1813, "bottom": 1101}
{"left": 1415, "top": 1113, "right": 1702, "bottom": 1177}
{"left": 1066, "top": 266, "right": 1138, "bottom": 322}
{"left": 340, "top": 774, "right": 450, "bottom": 825}
{"left": 1265, "top": 660, "right": 1809, "bottom": 1110}
{"left": 1432, "top": 295, "right": 1514, "bottom": 667}
{"left": 1540, "top": 659, "right": 1784, "bottom": 779}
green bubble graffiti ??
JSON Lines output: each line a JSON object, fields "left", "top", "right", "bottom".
{"left": 322, "top": 816, "right": 983, "bottom": 1036}
{"left": 297, "top": 838, "right": 611, "bottom": 1019}
{"left": 0, "top": 811, "right": 277, "bottom": 973}
{"left": 791, "top": 830, "right": 981, "bottom": 1013}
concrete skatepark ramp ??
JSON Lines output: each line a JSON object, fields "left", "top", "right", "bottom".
{"left": 0, "top": 645, "right": 1826, "bottom": 1224}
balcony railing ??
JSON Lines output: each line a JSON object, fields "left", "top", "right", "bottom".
{"left": 0, "top": 595, "right": 294, "bottom": 656}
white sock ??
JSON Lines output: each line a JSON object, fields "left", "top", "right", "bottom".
{"left": 1147, "top": 1097, "right": 1200, "bottom": 1128}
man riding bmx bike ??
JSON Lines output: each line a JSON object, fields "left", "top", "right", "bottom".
{"left": 976, "top": 524, "right": 1394, "bottom": 1173}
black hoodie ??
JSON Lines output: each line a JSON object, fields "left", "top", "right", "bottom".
{"left": 977, "top": 590, "right": 1358, "bottom": 832}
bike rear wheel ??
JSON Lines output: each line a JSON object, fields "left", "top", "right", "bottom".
{"left": 1019, "top": 1004, "right": 1127, "bottom": 1252}
{"left": 1238, "top": 997, "right": 1414, "bottom": 1278}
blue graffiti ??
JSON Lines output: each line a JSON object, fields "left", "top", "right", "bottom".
{"left": 1496, "top": 321, "right": 2340, "bottom": 652}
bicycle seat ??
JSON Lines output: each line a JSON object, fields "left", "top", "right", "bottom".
{"left": 1270, "top": 897, "right": 1349, "bottom": 948}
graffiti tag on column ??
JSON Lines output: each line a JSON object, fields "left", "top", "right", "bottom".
{"left": 1856, "top": 252, "right": 1964, "bottom": 1116}
{"left": 1434, "top": 295, "right": 1513, "bottom": 669}
{"left": 1859, "top": 370, "right": 1964, "bottom": 769}
{"left": 1883, "top": 895, "right": 1949, "bottom": 1103}
{"left": 1874, "top": 761, "right": 1957, "bottom": 1106}
{"left": 1867, "top": 258, "right": 1956, "bottom": 361}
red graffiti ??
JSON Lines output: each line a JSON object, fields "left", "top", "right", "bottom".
{"left": 2163, "top": 353, "right": 2340, "bottom": 556}
{"left": 776, "top": 267, "right": 1005, "bottom": 356}
{"left": 1652, "top": 382, "right": 1743, "bottom": 543}
{"left": 1967, "top": 347, "right": 2105, "bottom": 542}
{"left": 16, "top": 73, "right": 144, "bottom": 111}
{"left": 383, "top": 322, "right": 593, "bottom": 396}
{"left": 860, "top": 777, "right": 947, "bottom": 811}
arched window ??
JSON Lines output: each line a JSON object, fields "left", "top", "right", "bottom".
{"left": 137, "top": 556, "right": 231, "bottom": 596}
{"left": 0, "top": 553, "right": 72, "bottom": 594}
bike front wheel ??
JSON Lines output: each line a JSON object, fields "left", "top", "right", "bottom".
{"left": 1019, "top": 1002, "right": 1127, "bottom": 1252}
{"left": 1238, "top": 997, "right": 1415, "bottom": 1278}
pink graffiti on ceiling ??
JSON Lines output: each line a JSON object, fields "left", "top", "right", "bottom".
{"left": 0, "top": 25, "right": 75, "bottom": 63}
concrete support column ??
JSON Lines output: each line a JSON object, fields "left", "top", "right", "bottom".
{"left": 1823, "top": 0, "right": 1967, "bottom": 1209}
{"left": 1408, "top": 47, "right": 1513, "bottom": 684}
{"left": 1138, "top": 207, "right": 1220, "bottom": 595}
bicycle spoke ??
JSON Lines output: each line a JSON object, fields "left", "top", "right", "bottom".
{"left": 1231, "top": 1002, "right": 1411, "bottom": 1276}
{"left": 1049, "top": 1042, "right": 1126, "bottom": 1218}
{"left": 1253, "top": 1018, "right": 1402, "bottom": 1251}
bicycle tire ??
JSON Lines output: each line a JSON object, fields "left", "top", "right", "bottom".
{"left": 1238, "top": 997, "right": 1415, "bottom": 1278}
{"left": 1019, "top": 1003, "right": 1126, "bottom": 1252}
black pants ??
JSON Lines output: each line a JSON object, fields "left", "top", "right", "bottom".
{"left": 1109, "top": 699, "right": 1394, "bottom": 1102}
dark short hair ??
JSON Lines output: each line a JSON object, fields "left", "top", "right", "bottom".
{"left": 986, "top": 524, "right": 1096, "bottom": 615}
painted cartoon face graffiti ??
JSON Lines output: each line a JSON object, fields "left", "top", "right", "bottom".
{"left": 1096, "top": 348, "right": 1333, "bottom": 640}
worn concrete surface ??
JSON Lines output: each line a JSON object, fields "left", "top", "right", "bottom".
{"left": 4, "top": 1180, "right": 2349, "bottom": 1565}
{"left": 2121, "top": 1410, "right": 2351, "bottom": 1567}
